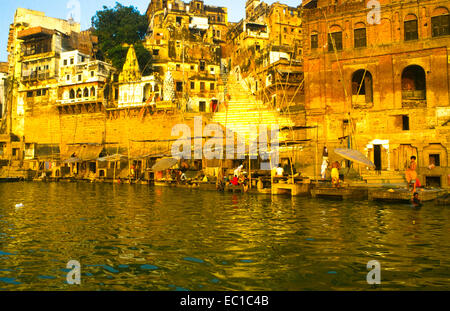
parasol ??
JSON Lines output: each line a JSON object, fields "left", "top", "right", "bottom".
{"left": 151, "top": 157, "right": 179, "bottom": 172}
{"left": 334, "top": 148, "right": 375, "bottom": 168}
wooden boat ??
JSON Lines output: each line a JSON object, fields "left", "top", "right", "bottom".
{"left": 0, "top": 177, "right": 23, "bottom": 183}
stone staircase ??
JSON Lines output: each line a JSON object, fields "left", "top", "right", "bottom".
{"left": 362, "top": 170, "right": 407, "bottom": 186}
{"left": 213, "top": 67, "right": 293, "bottom": 142}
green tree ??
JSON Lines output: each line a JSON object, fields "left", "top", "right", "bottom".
{"left": 91, "top": 2, "right": 152, "bottom": 75}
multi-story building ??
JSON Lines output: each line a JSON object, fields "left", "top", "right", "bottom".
{"left": 6, "top": 9, "right": 98, "bottom": 162}
{"left": 302, "top": 0, "right": 450, "bottom": 187}
{"left": 0, "top": 62, "right": 8, "bottom": 160}
{"left": 228, "top": 0, "right": 304, "bottom": 111}
{"left": 145, "top": 0, "right": 228, "bottom": 113}
{"left": 57, "top": 50, "right": 115, "bottom": 111}
{"left": 0, "top": 62, "right": 7, "bottom": 121}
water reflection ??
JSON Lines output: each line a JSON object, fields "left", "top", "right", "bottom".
{"left": 0, "top": 182, "right": 449, "bottom": 290}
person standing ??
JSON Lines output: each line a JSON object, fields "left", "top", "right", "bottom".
{"left": 405, "top": 156, "right": 418, "bottom": 192}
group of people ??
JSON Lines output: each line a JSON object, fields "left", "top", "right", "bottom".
{"left": 215, "top": 164, "right": 249, "bottom": 192}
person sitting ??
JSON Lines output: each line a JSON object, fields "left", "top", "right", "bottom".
{"left": 331, "top": 161, "right": 341, "bottom": 188}
{"left": 230, "top": 176, "right": 239, "bottom": 186}
{"left": 275, "top": 164, "right": 284, "bottom": 177}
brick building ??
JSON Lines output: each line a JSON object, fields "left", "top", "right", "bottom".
{"left": 302, "top": 0, "right": 450, "bottom": 187}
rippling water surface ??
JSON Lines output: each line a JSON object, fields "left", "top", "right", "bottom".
{"left": 0, "top": 182, "right": 449, "bottom": 291}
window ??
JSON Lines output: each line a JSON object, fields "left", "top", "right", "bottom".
{"left": 81, "top": 56, "right": 85, "bottom": 62}
{"left": 354, "top": 28, "right": 367, "bottom": 48}
{"left": 66, "top": 75, "right": 71, "bottom": 81}
{"left": 27, "top": 91, "right": 33, "bottom": 97}
{"left": 311, "top": 34, "right": 318, "bottom": 49}
{"left": 90, "top": 87, "right": 96, "bottom": 97}
{"left": 210, "top": 83, "right": 215, "bottom": 91}
{"left": 90, "top": 71, "right": 94, "bottom": 77}
{"left": 190, "top": 65, "right": 195, "bottom": 70}
{"left": 176, "top": 17, "right": 182, "bottom": 25}
{"left": 200, "top": 82, "right": 205, "bottom": 90}
{"left": 176, "top": 82, "right": 183, "bottom": 92}
{"left": 217, "top": 30, "right": 221, "bottom": 38}
{"left": 429, "top": 154, "right": 441, "bottom": 166}
{"left": 199, "top": 61, "right": 205, "bottom": 71}
{"left": 402, "top": 115, "right": 410, "bottom": 131}
{"left": 83, "top": 88, "right": 89, "bottom": 97}
{"left": 70, "top": 89, "right": 75, "bottom": 99}
{"left": 190, "top": 82, "right": 195, "bottom": 89}
{"left": 432, "top": 14, "right": 450, "bottom": 37}
{"left": 176, "top": 64, "right": 181, "bottom": 71}
{"left": 63, "top": 59, "right": 68, "bottom": 66}
{"left": 328, "top": 32, "right": 343, "bottom": 51}
{"left": 36, "top": 89, "right": 41, "bottom": 96}
{"left": 199, "top": 101, "right": 206, "bottom": 112}
{"left": 78, "top": 75, "right": 82, "bottom": 82}
{"left": 70, "top": 58, "right": 74, "bottom": 65}
{"left": 405, "top": 20, "right": 418, "bottom": 41}
{"left": 351, "top": 69, "right": 373, "bottom": 103}
{"left": 42, "top": 89, "right": 46, "bottom": 96}
{"left": 402, "top": 65, "right": 426, "bottom": 100}
{"left": 153, "top": 49, "right": 159, "bottom": 56}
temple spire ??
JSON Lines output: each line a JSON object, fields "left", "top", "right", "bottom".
{"left": 119, "top": 45, "right": 141, "bottom": 83}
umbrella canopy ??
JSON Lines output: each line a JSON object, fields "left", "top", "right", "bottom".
{"left": 97, "top": 154, "right": 127, "bottom": 162}
{"left": 334, "top": 148, "right": 375, "bottom": 168}
{"left": 151, "top": 157, "right": 178, "bottom": 172}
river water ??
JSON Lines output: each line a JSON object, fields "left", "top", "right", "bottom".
{"left": 0, "top": 182, "right": 449, "bottom": 291}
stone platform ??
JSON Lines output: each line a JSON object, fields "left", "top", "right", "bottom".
{"left": 310, "top": 185, "right": 368, "bottom": 200}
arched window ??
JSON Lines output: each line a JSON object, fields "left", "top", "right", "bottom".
{"left": 402, "top": 65, "right": 426, "bottom": 100}
{"left": 76, "top": 88, "right": 82, "bottom": 98}
{"left": 69, "top": 89, "right": 75, "bottom": 99}
{"left": 83, "top": 87, "right": 89, "bottom": 97}
{"left": 90, "top": 87, "right": 96, "bottom": 97}
{"left": 354, "top": 23, "right": 366, "bottom": 48}
{"left": 404, "top": 14, "right": 418, "bottom": 41}
{"left": 352, "top": 69, "right": 373, "bottom": 103}
{"left": 432, "top": 7, "right": 450, "bottom": 37}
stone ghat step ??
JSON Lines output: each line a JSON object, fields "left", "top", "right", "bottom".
{"left": 365, "top": 179, "right": 407, "bottom": 184}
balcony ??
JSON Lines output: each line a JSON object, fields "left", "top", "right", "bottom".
{"left": 56, "top": 96, "right": 101, "bottom": 106}
{"left": 21, "top": 70, "right": 51, "bottom": 82}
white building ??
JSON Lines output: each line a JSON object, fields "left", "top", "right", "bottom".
{"left": 57, "top": 50, "right": 115, "bottom": 106}
{"left": 118, "top": 75, "right": 162, "bottom": 108}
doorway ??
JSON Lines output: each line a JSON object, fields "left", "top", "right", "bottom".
{"left": 374, "top": 145, "right": 382, "bottom": 171}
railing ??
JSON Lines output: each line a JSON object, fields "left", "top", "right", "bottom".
{"left": 56, "top": 96, "right": 101, "bottom": 106}
{"left": 402, "top": 90, "right": 426, "bottom": 100}
{"left": 21, "top": 70, "right": 51, "bottom": 82}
